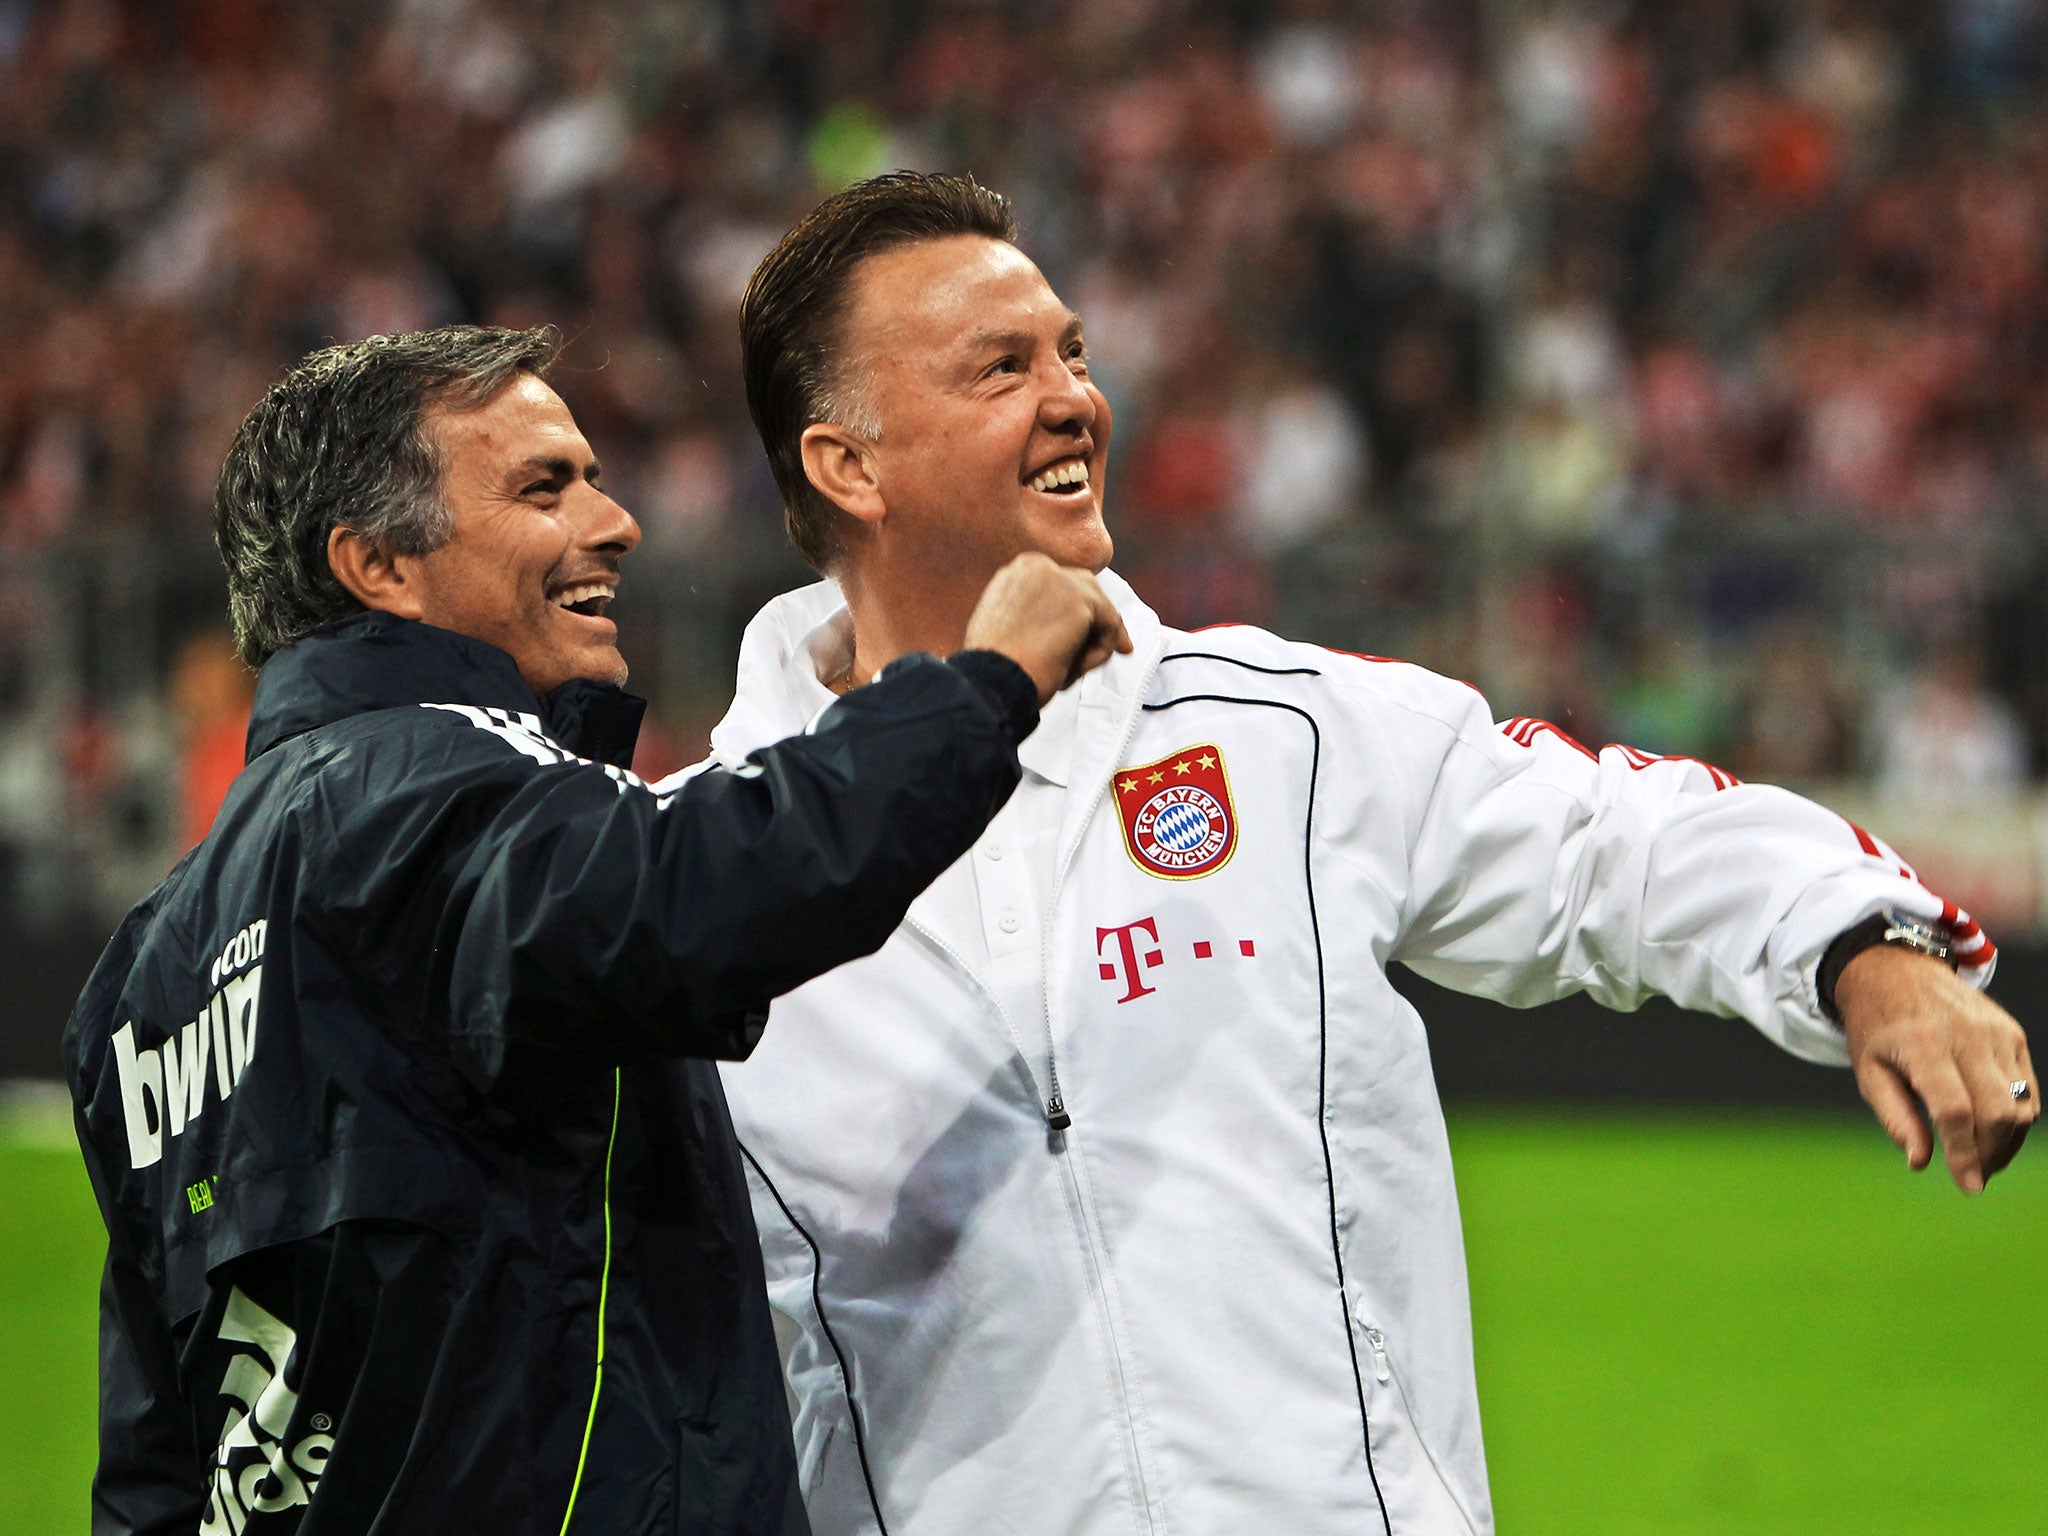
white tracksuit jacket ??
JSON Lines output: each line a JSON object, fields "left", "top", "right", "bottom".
{"left": 695, "top": 573, "right": 1993, "bottom": 1536}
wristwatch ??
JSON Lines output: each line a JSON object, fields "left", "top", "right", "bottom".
{"left": 1817, "top": 909, "right": 1956, "bottom": 1023}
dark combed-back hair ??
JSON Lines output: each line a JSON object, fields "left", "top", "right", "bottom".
{"left": 214, "top": 325, "right": 560, "bottom": 666}
{"left": 740, "top": 171, "right": 1016, "bottom": 571}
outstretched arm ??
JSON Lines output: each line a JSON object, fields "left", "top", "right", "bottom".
{"left": 1367, "top": 661, "right": 2024, "bottom": 1188}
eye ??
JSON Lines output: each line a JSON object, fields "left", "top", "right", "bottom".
{"left": 1065, "top": 340, "right": 1090, "bottom": 372}
{"left": 986, "top": 356, "right": 1022, "bottom": 378}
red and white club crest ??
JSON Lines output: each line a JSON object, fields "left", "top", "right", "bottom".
{"left": 1113, "top": 744, "right": 1239, "bottom": 880}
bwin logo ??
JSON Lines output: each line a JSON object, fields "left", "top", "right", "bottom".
{"left": 114, "top": 919, "right": 266, "bottom": 1171}
{"left": 201, "top": 1286, "right": 332, "bottom": 1532}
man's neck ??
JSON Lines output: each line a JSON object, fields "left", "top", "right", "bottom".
{"left": 830, "top": 560, "right": 982, "bottom": 694}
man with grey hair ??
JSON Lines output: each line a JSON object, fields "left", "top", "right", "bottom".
{"left": 66, "top": 323, "right": 1128, "bottom": 1535}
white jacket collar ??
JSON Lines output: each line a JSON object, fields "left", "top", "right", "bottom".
{"left": 710, "top": 570, "right": 1169, "bottom": 789}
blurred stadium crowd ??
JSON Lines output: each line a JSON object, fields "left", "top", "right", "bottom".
{"left": 6, "top": 0, "right": 2048, "bottom": 931}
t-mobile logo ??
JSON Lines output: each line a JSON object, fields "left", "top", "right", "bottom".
{"left": 1096, "top": 917, "right": 1258, "bottom": 1004}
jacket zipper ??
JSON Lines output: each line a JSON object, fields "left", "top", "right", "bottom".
{"left": 1033, "top": 646, "right": 1167, "bottom": 1531}
{"left": 1364, "top": 1326, "right": 1391, "bottom": 1385}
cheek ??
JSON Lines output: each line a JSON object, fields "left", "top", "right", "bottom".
{"left": 473, "top": 558, "right": 531, "bottom": 620}
{"left": 443, "top": 546, "right": 543, "bottom": 635}
{"left": 897, "top": 431, "right": 1003, "bottom": 505}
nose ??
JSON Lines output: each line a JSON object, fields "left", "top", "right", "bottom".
{"left": 1037, "top": 355, "right": 1098, "bottom": 436}
{"left": 575, "top": 483, "right": 641, "bottom": 556}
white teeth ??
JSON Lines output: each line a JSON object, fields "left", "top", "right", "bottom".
{"left": 1031, "top": 460, "right": 1090, "bottom": 493}
{"left": 551, "top": 582, "right": 616, "bottom": 609}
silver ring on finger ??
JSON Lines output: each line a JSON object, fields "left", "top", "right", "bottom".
{"left": 2010, "top": 1079, "right": 2032, "bottom": 1102}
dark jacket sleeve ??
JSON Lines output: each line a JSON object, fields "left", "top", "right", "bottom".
{"left": 92, "top": 1241, "right": 205, "bottom": 1536}
{"left": 443, "top": 651, "right": 1038, "bottom": 1072}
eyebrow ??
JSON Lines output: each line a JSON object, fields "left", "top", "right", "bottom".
{"left": 960, "top": 311, "right": 1085, "bottom": 354}
{"left": 512, "top": 455, "right": 601, "bottom": 484}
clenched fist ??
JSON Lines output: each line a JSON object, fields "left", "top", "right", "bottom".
{"left": 961, "top": 553, "right": 1132, "bottom": 705}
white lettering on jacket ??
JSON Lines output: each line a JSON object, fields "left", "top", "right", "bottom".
{"left": 114, "top": 919, "right": 266, "bottom": 1170}
{"left": 199, "top": 1286, "right": 333, "bottom": 1533}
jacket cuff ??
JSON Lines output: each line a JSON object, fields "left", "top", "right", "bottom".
{"left": 945, "top": 650, "right": 1041, "bottom": 743}
{"left": 1815, "top": 914, "right": 1891, "bottom": 1026}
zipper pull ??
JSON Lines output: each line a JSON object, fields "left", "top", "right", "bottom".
{"left": 1046, "top": 1095, "right": 1072, "bottom": 1130}
{"left": 1365, "top": 1327, "right": 1391, "bottom": 1384}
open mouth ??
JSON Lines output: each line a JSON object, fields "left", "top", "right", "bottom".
{"left": 1028, "top": 458, "right": 1092, "bottom": 496}
{"left": 550, "top": 580, "right": 616, "bottom": 620}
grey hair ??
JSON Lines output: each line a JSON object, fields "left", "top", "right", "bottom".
{"left": 817, "top": 366, "right": 883, "bottom": 443}
{"left": 214, "top": 325, "right": 560, "bottom": 666}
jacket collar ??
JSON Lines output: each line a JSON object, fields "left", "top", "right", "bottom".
{"left": 713, "top": 571, "right": 1170, "bottom": 980}
{"left": 709, "top": 570, "right": 1168, "bottom": 778}
{"left": 246, "top": 610, "right": 645, "bottom": 769}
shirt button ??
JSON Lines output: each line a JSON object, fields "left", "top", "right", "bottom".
{"left": 998, "top": 910, "right": 1021, "bottom": 934}
{"left": 983, "top": 842, "right": 1005, "bottom": 860}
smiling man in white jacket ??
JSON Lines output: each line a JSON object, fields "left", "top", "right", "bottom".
{"left": 679, "top": 173, "right": 2038, "bottom": 1536}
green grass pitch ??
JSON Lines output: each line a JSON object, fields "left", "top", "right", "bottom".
{"left": 3, "top": 1110, "right": 2041, "bottom": 1533}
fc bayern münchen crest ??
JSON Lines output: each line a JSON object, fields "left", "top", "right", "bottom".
{"left": 1112, "top": 744, "right": 1238, "bottom": 880}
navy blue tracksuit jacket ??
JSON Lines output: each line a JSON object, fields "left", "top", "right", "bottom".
{"left": 65, "top": 611, "right": 1039, "bottom": 1535}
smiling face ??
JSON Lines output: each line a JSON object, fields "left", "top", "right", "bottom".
{"left": 401, "top": 373, "right": 641, "bottom": 693}
{"left": 825, "top": 234, "right": 1113, "bottom": 587}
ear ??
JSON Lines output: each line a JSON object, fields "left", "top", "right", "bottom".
{"left": 799, "top": 422, "right": 887, "bottom": 526}
{"left": 327, "top": 525, "right": 427, "bottom": 619}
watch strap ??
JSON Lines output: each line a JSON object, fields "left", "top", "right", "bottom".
{"left": 1817, "top": 910, "right": 1956, "bottom": 1024}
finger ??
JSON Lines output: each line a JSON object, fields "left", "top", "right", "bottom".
{"left": 1852, "top": 1054, "right": 1931, "bottom": 1170}
{"left": 1076, "top": 579, "right": 1130, "bottom": 654}
{"left": 1956, "top": 1030, "right": 2033, "bottom": 1182}
{"left": 1069, "top": 616, "right": 1122, "bottom": 675}
{"left": 1059, "top": 582, "right": 1128, "bottom": 683}
{"left": 2012, "top": 1030, "right": 2040, "bottom": 1124}
{"left": 1093, "top": 612, "right": 1131, "bottom": 661}
{"left": 2000, "top": 1115, "right": 2031, "bottom": 1177}
{"left": 1084, "top": 628, "right": 1120, "bottom": 669}
{"left": 1066, "top": 638, "right": 1113, "bottom": 688}
{"left": 1914, "top": 1054, "right": 1985, "bottom": 1192}
{"left": 1980, "top": 1005, "right": 2039, "bottom": 1174}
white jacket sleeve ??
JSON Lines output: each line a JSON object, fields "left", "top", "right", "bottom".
{"left": 1380, "top": 678, "right": 1995, "bottom": 1066}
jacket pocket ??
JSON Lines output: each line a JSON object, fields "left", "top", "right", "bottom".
{"left": 1352, "top": 1315, "right": 1487, "bottom": 1536}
